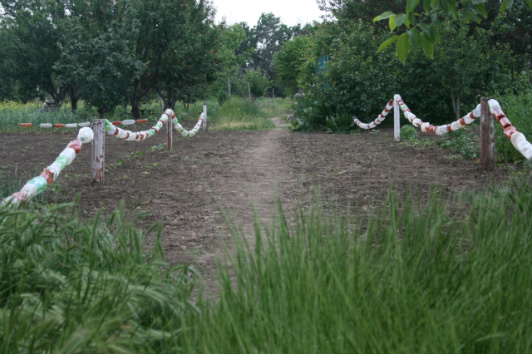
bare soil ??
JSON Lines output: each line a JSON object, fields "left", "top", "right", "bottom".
{"left": 0, "top": 119, "right": 522, "bottom": 294}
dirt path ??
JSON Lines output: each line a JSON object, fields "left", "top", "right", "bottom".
{"left": 0, "top": 122, "right": 523, "bottom": 298}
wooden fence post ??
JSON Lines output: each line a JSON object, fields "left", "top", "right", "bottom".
{"left": 480, "top": 97, "right": 495, "bottom": 169}
{"left": 202, "top": 101, "right": 208, "bottom": 131}
{"left": 394, "top": 98, "right": 400, "bottom": 142}
{"left": 92, "top": 119, "right": 105, "bottom": 183}
{"left": 167, "top": 112, "right": 173, "bottom": 150}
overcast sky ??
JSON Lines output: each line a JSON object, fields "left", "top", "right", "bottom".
{"left": 211, "top": 0, "right": 326, "bottom": 27}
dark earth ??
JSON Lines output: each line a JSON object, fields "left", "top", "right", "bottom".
{"left": 0, "top": 117, "right": 523, "bottom": 294}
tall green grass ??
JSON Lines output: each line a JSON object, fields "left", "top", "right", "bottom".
{"left": 175, "top": 180, "right": 532, "bottom": 353}
{"left": 0, "top": 164, "right": 23, "bottom": 199}
{"left": 496, "top": 89, "right": 532, "bottom": 162}
{"left": 0, "top": 201, "right": 198, "bottom": 354}
{"left": 208, "top": 97, "right": 291, "bottom": 131}
{"left": 3, "top": 175, "right": 532, "bottom": 353}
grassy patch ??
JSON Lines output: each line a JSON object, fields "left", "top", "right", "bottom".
{"left": 208, "top": 97, "right": 291, "bottom": 131}
{"left": 496, "top": 90, "right": 532, "bottom": 162}
{"left": 175, "top": 180, "right": 532, "bottom": 353}
{"left": 0, "top": 201, "right": 198, "bottom": 353}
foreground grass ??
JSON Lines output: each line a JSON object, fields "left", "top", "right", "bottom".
{"left": 0, "top": 201, "right": 197, "bottom": 354}
{"left": 2, "top": 177, "right": 531, "bottom": 353}
{"left": 177, "top": 180, "right": 532, "bottom": 353}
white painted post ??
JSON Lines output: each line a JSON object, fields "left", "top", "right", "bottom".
{"left": 394, "top": 97, "right": 400, "bottom": 142}
{"left": 202, "top": 101, "right": 208, "bottom": 131}
{"left": 92, "top": 119, "right": 105, "bottom": 183}
{"left": 167, "top": 112, "right": 173, "bottom": 150}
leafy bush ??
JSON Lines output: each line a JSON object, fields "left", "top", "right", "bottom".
{"left": 291, "top": 87, "right": 337, "bottom": 131}
{"left": 325, "top": 113, "right": 357, "bottom": 134}
{"left": 436, "top": 126, "right": 479, "bottom": 159}
{"left": 400, "top": 124, "right": 418, "bottom": 142}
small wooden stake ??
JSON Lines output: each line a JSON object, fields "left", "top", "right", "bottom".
{"left": 92, "top": 119, "right": 105, "bottom": 183}
{"left": 394, "top": 98, "right": 400, "bottom": 142}
{"left": 167, "top": 112, "right": 173, "bottom": 150}
{"left": 480, "top": 97, "right": 495, "bottom": 169}
{"left": 202, "top": 101, "right": 208, "bottom": 131}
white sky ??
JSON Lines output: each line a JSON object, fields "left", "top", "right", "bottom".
{"left": 211, "top": 0, "right": 326, "bottom": 27}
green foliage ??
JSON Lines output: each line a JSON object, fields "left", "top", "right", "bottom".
{"left": 273, "top": 35, "right": 315, "bottom": 96}
{"left": 325, "top": 113, "right": 357, "bottom": 134}
{"left": 291, "top": 21, "right": 397, "bottom": 132}
{"left": 238, "top": 70, "right": 272, "bottom": 98}
{"left": 0, "top": 164, "right": 22, "bottom": 198}
{"left": 208, "top": 96, "right": 280, "bottom": 131}
{"left": 436, "top": 126, "right": 480, "bottom": 159}
{"left": 401, "top": 124, "right": 418, "bottom": 142}
{"left": 398, "top": 23, "right": 520, "bottom": 124}
{"left": 0, "top": 0, "right": 68, "bottom": 105}
{"left": 154, "top": 0, "right": 219, "bottom": 111}
{"left": 0, "top": 201, "right": 197, "bottom": 353}
{"left": 495, "top": 89, "right": 532, "bottom": 162}
{"left": 291, "top": 86, "right": 337, "bottom": 131}
{"left": 56, "top": 0, "right": 142, "bottom": 117}
{"left": 373, "top": 0, "right": 532, "bottom": 63}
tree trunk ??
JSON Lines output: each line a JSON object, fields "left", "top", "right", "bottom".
{"left": 69, "top": 88, "right": 79, "bottom": 114}
{"left": 451, "top": 91, "right": 461, "bottom": 120}
{"left": 165, "top": 98, "right": 176, "bottom": 110}
{"left": 71, "top": 97, "right": 78, "bottom": 113}
{"left": 131, "top": 100, "right": 141, "bottom": 119}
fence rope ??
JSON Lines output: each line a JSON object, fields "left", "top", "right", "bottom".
{"left": 353, "top": 94, "right": 532, "bottom": 160}
{"left": 2, "top": 109, "right": 206, "bottom": 207}
{"left": 17, "top": 119, "right": 150, "bottom": 129}
{"left": 18, "top": 122, "right": 92, "bottom": 128}
{"left": 1, "top": 127, "right": 94, "bottom": 207}
{"left": 104, "top": 109, "right": 204, "bottom": 140}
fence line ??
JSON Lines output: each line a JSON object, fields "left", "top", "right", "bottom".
{"left": 2, "top": 108, "right": 207, "bottom": 206}
{"left": 18, "top": 122, "right": 92, "bottom": 128}
{"left": 353, "top": 94, "right": 532, "bottom": 162}
{"left": 17, "top": 118, "right": 151, "bottom": 129}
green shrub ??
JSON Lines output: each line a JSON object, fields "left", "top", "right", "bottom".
{"left": 400, "top": 124, "right": 418, "bottom": 142}
{"left": 436, "top": 126, "right": 479, "bottom": 159}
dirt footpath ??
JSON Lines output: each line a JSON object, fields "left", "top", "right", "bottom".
{"left": 0, "top": 119, "right": 522, "bottom": 292}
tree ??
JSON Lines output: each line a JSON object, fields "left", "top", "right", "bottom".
{"left": 371, "top": 0, "right": 532, "bottom": 63}
{"left": 56, "top": 0, "right": 141, "bottom": 118}
{"left": 157, "top": 0, "right": 220, "bottom": 110}
{"left": 211, "top": 22, "right": 251, "bottom": 99}
{"left": 123, "top": 0, "right": 215, "bottom": 118}
{"left": 0, "top": 0, "right": 69, "bottom": 106}
{"left": 0, "top": 27, "right": 19, "bottom": 101}
{"left": 273, "top": 35, "right": 314, "bottom": 95}
{"left": 251, "top": 13, "right": 293, "bottom": 79}
{"left": 396, "top": 22, "right": 517, "bottom": 122}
